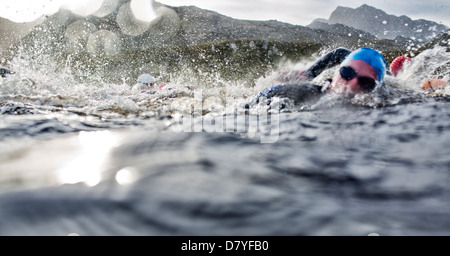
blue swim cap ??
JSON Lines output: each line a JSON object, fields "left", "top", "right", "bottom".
{"left": 341, "top": 47, "right": 387, "bottom": 82}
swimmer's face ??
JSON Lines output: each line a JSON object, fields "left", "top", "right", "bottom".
{"left": 330, "top": 60, "right": 378, "bottom": 96}
{"left": 137, "top": 82, "right": 155, "bottom": 90}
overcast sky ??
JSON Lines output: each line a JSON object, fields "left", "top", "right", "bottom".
{"left": 1, "top": 0, "right": 449, "bottom": 26}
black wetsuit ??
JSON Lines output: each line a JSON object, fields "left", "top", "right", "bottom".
{"left": 0, "top": 68, "right": 13, "bottom": 78}
{"left": 253, "top": 48, "right": 352, "bottom": 105}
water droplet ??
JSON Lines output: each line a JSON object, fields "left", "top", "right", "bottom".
{"left": 116, "top": 167, "right": 137, "bottom": 185}
{"left": 86, "top": 30, "right": 121, "bottom": 58}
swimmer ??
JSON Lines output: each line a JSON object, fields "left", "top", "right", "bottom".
{"left": 252, "top": 47, "right": 388, "bottom": 105}
{"left": 132, "top": 74, "right": 165, "bottom": 93}
{"left": 0, "top": 68, "right": 14, "bottom": 78}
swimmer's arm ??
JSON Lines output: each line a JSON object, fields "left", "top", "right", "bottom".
{"left": 304, "top": 48, "right": 352, "bottom": 79}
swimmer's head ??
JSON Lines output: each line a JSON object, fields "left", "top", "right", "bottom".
{"left": 330, "top": 47, "right": 387, "bottom": 96}
{"left": 137, "top": 74, "right": 156, "bottom": 86}
{"left": 134, "top": 74, "right": 156, "bottom": 91}
{"left": 390, "top": 56, "right": 412, "bottom": 77}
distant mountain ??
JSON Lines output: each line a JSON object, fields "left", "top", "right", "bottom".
{"left": 307, "top": 19, "right": 377, "bottom": 41}
{"left": 326, "top": 4, "right": 448, "bottom": 42}
{"left": 173, "top": 6, "right": 325, "bottom": 46}
{"left": 2, "top": 2, "right": 447, "bottom": 58}
{"left": 10, "top": 1, "right": 406, "bottom": 58}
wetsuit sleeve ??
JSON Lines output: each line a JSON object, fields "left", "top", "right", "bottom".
{"left": 263, "top": 83, "right": 323, "bottom": 105}
{"left": 304, "top": 48, "right": 352, "bottom": 79}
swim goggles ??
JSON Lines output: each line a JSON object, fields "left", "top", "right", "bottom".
{"left": 339, "top": 66, "right": 377, "bottom": 93}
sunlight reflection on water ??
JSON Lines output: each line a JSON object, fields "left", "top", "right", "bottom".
{"left": 57, "top": 131, "right": 120, "bottom": 186}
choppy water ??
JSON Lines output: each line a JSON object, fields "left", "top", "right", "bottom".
{"left": 1, "top": 13, "right": 450, "bottom": 235}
